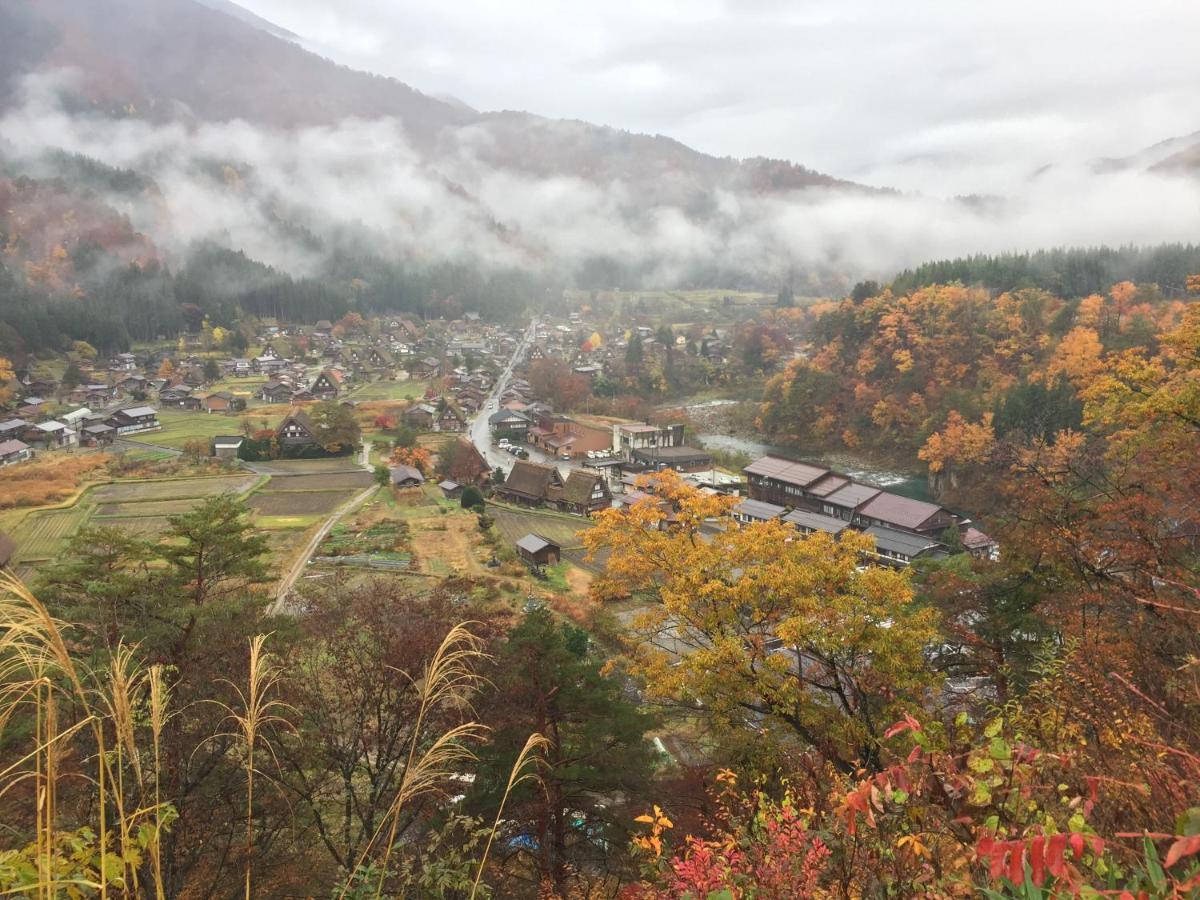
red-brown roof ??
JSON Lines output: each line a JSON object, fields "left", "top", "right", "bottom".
{"left": 743, "top": 456, "right": 829, "bottom": 487}
{"left": 858, "top": 492, "right": 947, "bottom": 530}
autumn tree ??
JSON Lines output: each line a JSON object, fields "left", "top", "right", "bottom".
{"left": 181, "top": 437, "right": 209, "bottom": 464}
{"left": 529, "top": 357, "right": 591, "bottom": 411}
{"left": 391, "top": 445, "right": 432, "bottom": 475}
{"left": 37, "top": 496, "right": 275, "bottom": 895}
{"left": 278, "top": 582, "right": 495, "bottom": 880}
{"left": 471, "top": 608, "right": 657, "bottom": 895}
{"left": 0, "top": 356, "right": 14, "bottom": 406}
{"left": 308, "top": 399, "right": 361, "bottom": 454}
{"left": 585, "top": 472, "right": 937, "bottom": 774}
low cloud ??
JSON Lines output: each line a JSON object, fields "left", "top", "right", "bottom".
{"left": 3, "top": 70, "right": 1200, "bottom": 291}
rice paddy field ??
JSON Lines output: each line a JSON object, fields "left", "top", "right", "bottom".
{"left": 6, "top": 455, "right": 377, "bottom": 587}
{"left": 91, "top": 475, "right": 257, "bottom": 502}
{"left": 262, "top": 458, "right": 363, "bottom": 474}
{"left": 263, "top": 472, "right": 375, "bottom": 491}
{"left": 94, "top": 498, "right": 217, "bottom": 518}
{"left": 7, "top": 507, "right": 92, "bottom": 563}
{"left": 91, "top": 516, "right": 172, "bottom": 536}
{"left": 247, "top": 489, "right": 348, "bottom": 516}
{"left": 8, "top": 474, "right": 260, "bottom": 570}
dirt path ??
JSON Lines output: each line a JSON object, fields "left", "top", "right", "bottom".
{"left": 270, "top": 441, "right": 376, "bottom": 613}
{"left": 270, "top": 484, "right": 379, "bottom": 613}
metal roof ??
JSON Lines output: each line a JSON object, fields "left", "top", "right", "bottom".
{"left": 516, "top": 533, "right": 557, "bottom": 554}
{"left": 743, "top": 455, "right": 829, "bottom": 487}
{"left": 805, "top": 473, "right": 851, "bottom": 497}
{"left": 859, "top": 492, "right": 946, "bottom": 530}
{"left": 733, "top": 499, "right": 787, "bottom": 521}
{"left": 865, "top": 525, "right": 944, "bottom": 558}
{"left": 824, "top": 482, "right": 882, "bottom": 509}
{"left": 783, "top": 509, "right": 848, "bottom": 534}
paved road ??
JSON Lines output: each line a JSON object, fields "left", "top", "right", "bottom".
{"left": 465, "top": 317, "right": 619, "bottom": 480}
{"left": 467, "top": 317, "right": 539, "bottom": 475}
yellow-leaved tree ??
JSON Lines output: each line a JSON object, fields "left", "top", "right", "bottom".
{"left": 584, "top": 471, "right": 938, "bottom": 774}
{"left": 0, "top": 356, "right": 14, "bottom": 406}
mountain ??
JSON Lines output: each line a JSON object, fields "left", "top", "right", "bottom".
{"left": 0, "top": 0, "right": 875, "bottom": 198}
{"left": 1093, "top": 130, "right": 1200, "bottom": 176}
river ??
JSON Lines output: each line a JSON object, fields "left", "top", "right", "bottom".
{"left": 688, "top": 401, "right": 933, "bottom": 502}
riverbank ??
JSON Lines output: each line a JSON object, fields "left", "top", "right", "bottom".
{"left": 673, "top": 398, "right": 934, "bottom": 502}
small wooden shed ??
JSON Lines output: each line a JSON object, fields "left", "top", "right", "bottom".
{"left": 516, "top": 533, "right": 561, "bottom": 567}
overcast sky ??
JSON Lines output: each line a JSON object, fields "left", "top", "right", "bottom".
{"left": 232, "top": 0, "right": 1199, "bottom": 195}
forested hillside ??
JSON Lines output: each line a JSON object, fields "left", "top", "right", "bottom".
{"left": 890, "top": 243, "right": 1200, "bottom": 297}
{"left": 759, "top": 279, "right": 1193, "bottom": 476}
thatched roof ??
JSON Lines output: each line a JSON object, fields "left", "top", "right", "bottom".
{"left": 501, "top": 461, "right": 561, "bottom": 500}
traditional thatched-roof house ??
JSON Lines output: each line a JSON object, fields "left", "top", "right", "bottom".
{"left": 548, "top": 469, "right": 611, "bottom": 516}
{"left": 275, "top": 409, "right": 317, "bottom": 449}
{"left": 496, "top": 460, "right": 563, "bottom": 506}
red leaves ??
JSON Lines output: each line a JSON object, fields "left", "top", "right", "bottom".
{"left": 884, "top": 713, "right": 922, "bottom": 740}
{"left": 1046, "top": 834, "right": 1067, "bottom": 880}
{"left": 1164, "top": 834, "right": 1200, "bottom": 869}
{"left": 1029, "top": 835, "right": 1045, "bottom": 885}
{"left": 976, "top": 831, "right": 1103, "bottom": 889}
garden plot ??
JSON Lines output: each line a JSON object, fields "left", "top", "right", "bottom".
{"left": 92, "top": 475, "right": 257, "bottom": 503}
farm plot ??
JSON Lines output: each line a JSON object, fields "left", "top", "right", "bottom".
{"left": 261, "top": 458, "right": 361, "bottom": 474}
{"left": 488, "top": 505, "right": 591, "bottom": 549}
{"left": 263, "top": 472, "right": 374, "bottom": 491}
{"left": 408, "top": 513, "right": 483, "bottom": 576}
{"left": 247, "top": 490, "right": 347, "bottom": 516}
{"left": 91, "top": 516, "right": 172, "bottom": 536}
{"left": 94, "top": 498, "right": 210, "bottom": 518}
{"left": 10, "top": 507, "right": 91, "bottom": 562}
{"left": 92, "top": 475, "right": 257, "bottom": 503}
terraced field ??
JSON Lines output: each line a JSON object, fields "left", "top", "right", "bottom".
{"left": 92, "top": 516, "right": 172, "bottom": 535}
{"left": 9, "top": 507, "right": 91, "bottom": 562}
{"left": 92, "top": 475, "right": 257, "bottom": 503}
{"left": 263, "top": 472, "right": 374, "bottom": 491}
{"left": 95, "top": 498, "right": 210, "bottom": 518}
{"left": 247, "top": 489, "right": 348, "bottom": 516}
{"left": 262, "top": 459, "right": 362, "bottom": 474}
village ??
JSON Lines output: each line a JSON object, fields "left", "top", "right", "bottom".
{"left": 1, "top": 300, "right": 994, "bottom": 596}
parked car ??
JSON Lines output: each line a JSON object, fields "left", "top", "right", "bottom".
{"left": 516, "top": 449, "right": 529, "bottom": 459}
